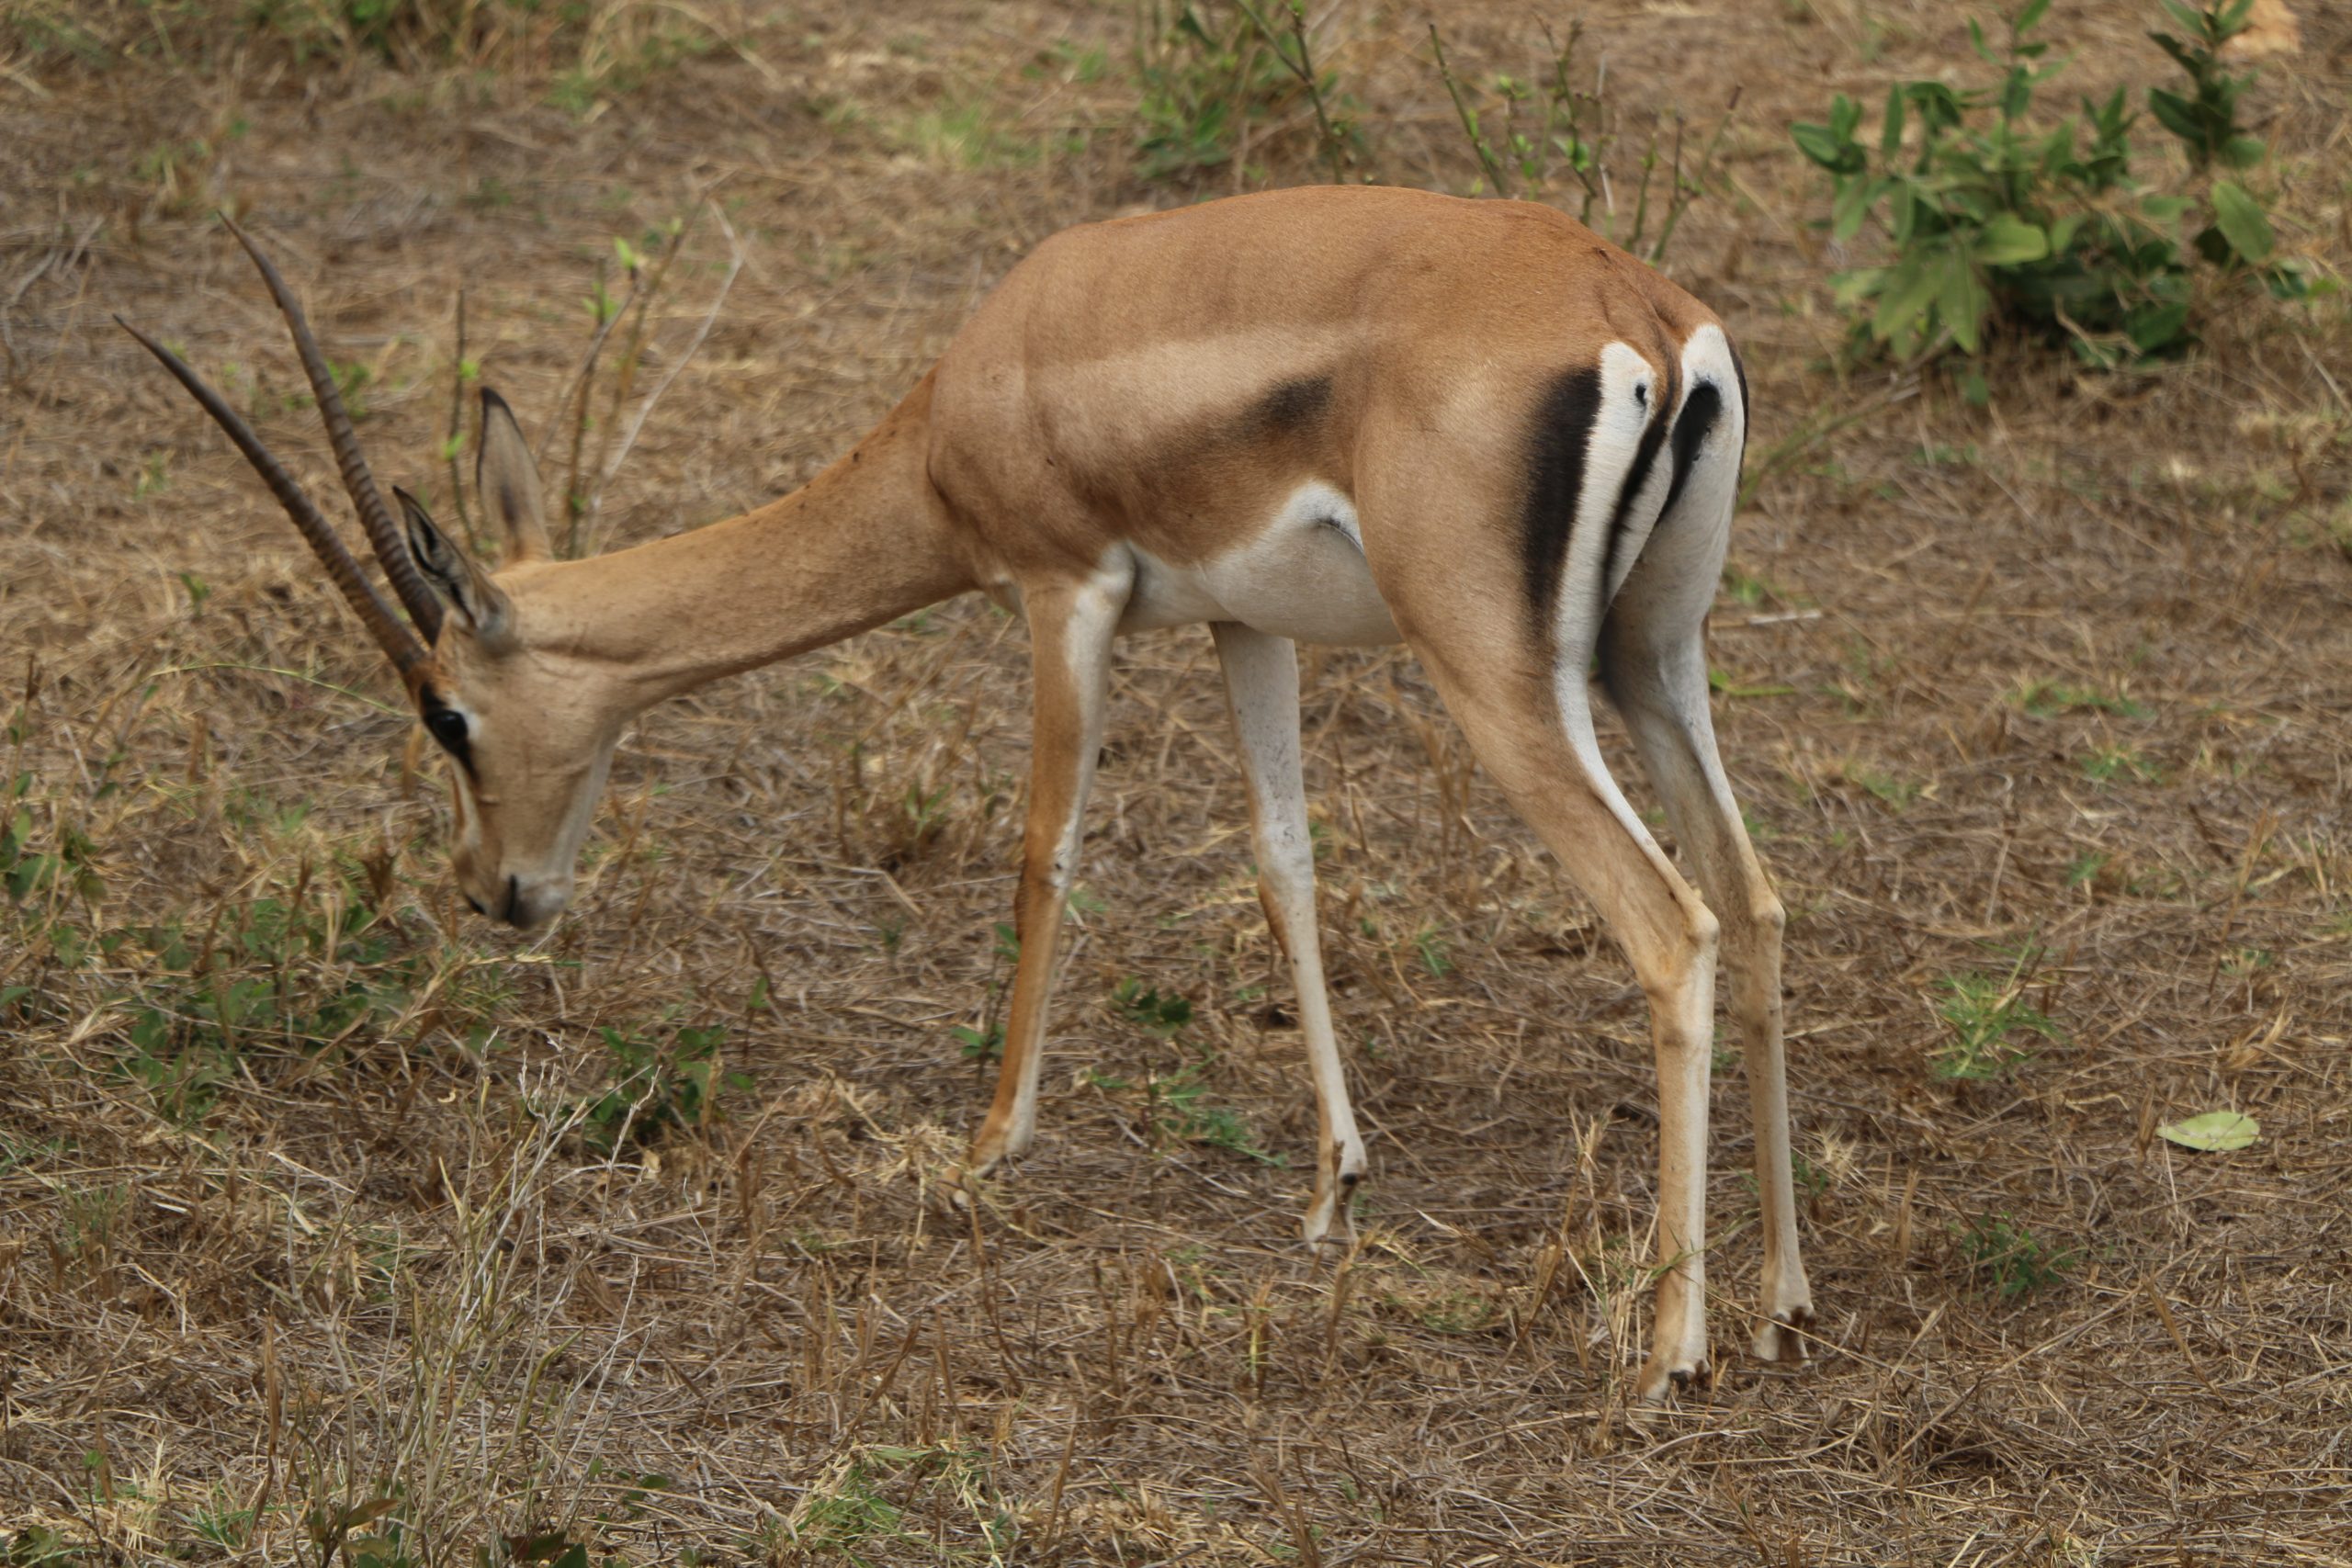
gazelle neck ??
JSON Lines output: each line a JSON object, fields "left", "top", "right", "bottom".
{"left": 511, "top": 375, "right": 978, "bottom": 710}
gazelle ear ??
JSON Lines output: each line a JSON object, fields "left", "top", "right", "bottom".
{"left": 476, "top": 388, "right": 552, "bottom": 564}
{"left": 397, "top": 488, "right": 514, "bottom": 651}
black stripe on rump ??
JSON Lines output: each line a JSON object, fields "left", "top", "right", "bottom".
{"left": 1594, "top": 386, "right": 1674, "bottom": 619}
{"left": 1728, "top": 338, "right": 1751, "bottom": 469}
{"left": 1519, "top": 367, "right": 1605, "bottom": 637}
{"left": 1654, "top": 380, "right": 1724, "bottom": 528}
{"left": 1728, "top": 340, "right": 1750, "bottom": 425}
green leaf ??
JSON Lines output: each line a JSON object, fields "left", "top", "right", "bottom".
{"left": 2125, "top": 301, "right": 2191, "bottom": 354}
{"left": 1973, "top": 213, "right": 2050, "bottom": 265}
{"left": 2156, "top": 1111, "right": 2259, "bottom": 1152}
{"left": 2146, "top": 88, "right": 2202, "bottom": 146}
{"left": 2210, "top": 179, "right": 2274, "bottom": 262}
{"left": 2222, "top": 134, "right": 2266, "bottom": 169}
{"left": 1881, "top": 82, "right": 1906, "bottom": 158}
{"left": 2015, "top": 0, "right": 2052, "bottom": 32}
{"left": 2147, "top": 31, "right": 2198, "bottom": 76}
{"left": 1830, "top": 176, "right": 1877, "bottom": 243}
{"left": 1999, "top": 66, "right": 2033, "bottom": 121}
{"left": 1937, "top": 254, "right": 1990, "bottom": 352}
{"left": 1792, "top": 119, "right": 1862, "bottom": 174}
{"left": 1871, "top": 254, "right": 1943, "bottom": 344}
{"left": 2155, "top": 0, "right": 2201, "bottom": 33}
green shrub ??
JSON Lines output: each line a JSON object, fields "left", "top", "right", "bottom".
{"left": 1931, "top": 968, "right": 2062, "bottom": 1081}
{"left": 576, "top": 1022, "right": 746, "bottom": 1153}
{"left": 1792, "top": 0, "right": 2306, "bottom": 373}
{"left": 1130, "top": 0, "right": 1361, "bottom": 185}
{"left": 1956, "top": 1213, "right": 2072, "bottom": 1298}
{"left": 1430, "top": 19, "right": 1734, "bottom": 265}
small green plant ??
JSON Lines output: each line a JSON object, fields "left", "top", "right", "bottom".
{"left": 780, "top": 1445, "right": 1002, "bottom": 1564}
{"left": 1132, "top": 2, "right": 1291, "bottom": 180}
{"left": 1148, "top": 1066, "right": 1283, "bottom": 1165}
{"left": 950, "top": 922, "right": 1018, "bottom": 1065}
{"left": 2012, "top": 680, "right": 2152, "bottom": 719}
{"left": 1430, "top": 19, "right": 1735, "bottom": 264}
{"left": 1956, "top": 1212, "right": 2072, "bottom": 1298}
{"left": 182, "top": 1501, "right": 257, "bottom": 1553}
{"left": 1791, "top": 1149, "right": 1831, "bottom": 1204}
{"left": 1847, "top": 766, "right": 1919, "bottom": 810}
{"left": 1130, "top": 0, "right": 1360, "bottom": 184}
{"left": 175, "top": 570, "right": 211, "bottom": 616}
{"left": 1792, "top": 0, "right": 2303, "bottom": 373}
{"left": 6, "top": 1526, "right": 81, "bottom": 1566}
{"left": 952, "top": 1019, "right": 1003, "bottom": 1064}
{"left": 1721, "top": 563, "right": 1789, "bottom": 608}
{"left": 1112, "top": 976, "right": 1194, "bottom": 1036}
{"left": 1230, "top": 0, "right": 1359, "bottom": 183}
{"left": 2147, "top": 0, "right": 2267, "bottom": 171}
{"left": 917, "top": 102, "right": 1042, "bottom": 169}
{"left": 1931, "top": 964, "right": 2062, "bottom": 1080}
{"left": 3, "top": 787, "right": 103, "bottom": 907}
{"left": 2082, "top": 744, "right": 2162, "bottom": 784}
{"left": 107, "top": 873, "right": 469, "bottom": 1114}
{"left": 577, "top": 1022, "right": 747, "bottom": 1153}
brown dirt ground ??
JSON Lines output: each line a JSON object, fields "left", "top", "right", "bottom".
{"left": 5, "top": 1, "right": 2352, "bottom": 1562}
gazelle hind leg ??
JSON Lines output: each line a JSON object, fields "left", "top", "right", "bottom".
{"left": 964, "top": 564, "right": 1131, "bottom": 1179}
{"left": 1411, "top": 653, "right": 1720, "bottom": 1400}
{"left": 1600, "top": 344, "right": 1814, "bottom": 1363}
{"left": 1604, "top": 624, "right": 1812, "bottom": 1359}
{"left": 1211, "top": 622, "right": 1365, "bottom": 1246}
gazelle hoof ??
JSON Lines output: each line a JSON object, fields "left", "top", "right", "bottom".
{"left": 941, "top": 1174, "right": 977, "bottom": 1213}
{"left": 1635, "top": 1354, "right": 1714, "bottom": 1405}
{"left": 1299, "top": 1164, "right": 1363, "bottom": 1249}
{"left": 1750, "top": 1303, "right": 1816, "bottom": 1364}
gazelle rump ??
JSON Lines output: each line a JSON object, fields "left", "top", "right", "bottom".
{"left": 129, "top": 185, "right": 1812, "bottom": 1401}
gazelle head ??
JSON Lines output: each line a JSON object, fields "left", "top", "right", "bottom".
{"left": 122, "top": 223, "right": 623, "bottom": 930}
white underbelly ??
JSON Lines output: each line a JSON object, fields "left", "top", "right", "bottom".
{"left": 1120, "top": 481, "right": 1399, "bottom": 646}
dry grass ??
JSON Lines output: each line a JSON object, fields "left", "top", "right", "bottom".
{"left": 5, "top": 1, "right": 2352, "bottom": 1562}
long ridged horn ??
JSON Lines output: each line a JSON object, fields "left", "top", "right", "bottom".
{"left": 220, "top": 216, "right": 446, "bottom": 644}
{"left": 118, "top": 316, "right": 429, "bottom": 677}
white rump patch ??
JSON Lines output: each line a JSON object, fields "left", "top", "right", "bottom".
{"left": 1551, "top": 341, "right": 1658, "bottom": 676}
{"left": 1547, "top": 340, "right": 1668, "bottom": 848}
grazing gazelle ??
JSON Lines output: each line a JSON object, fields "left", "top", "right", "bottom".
{"left": 124, "top": 186, "right": 1812, "bottom": 1399}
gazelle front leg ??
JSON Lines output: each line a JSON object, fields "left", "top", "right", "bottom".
{"left": 964, "top": 563, "right": 1132, "bottom": 1178}
{"left": 1210, "top": 622, "right": 1366, "bottom": 1246}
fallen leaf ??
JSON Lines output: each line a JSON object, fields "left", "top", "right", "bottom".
{"left": 2157, "top": 1111, "right": 2259, "bottom": 1152}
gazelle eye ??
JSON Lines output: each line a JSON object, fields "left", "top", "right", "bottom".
{"left": 425, "top": 707, "right": 469, "bottom": 751}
